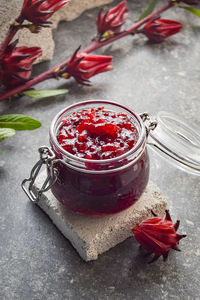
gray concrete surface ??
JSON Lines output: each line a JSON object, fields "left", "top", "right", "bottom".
{"left": 0, "top": 0, "right": 200, "bottom": 299}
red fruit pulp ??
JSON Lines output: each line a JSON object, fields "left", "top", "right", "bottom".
{"left": 52, "top": 107, "right": 149, "bottom": 216}
{"left": 57, "top": 107, "right": 139, "bottom": 160}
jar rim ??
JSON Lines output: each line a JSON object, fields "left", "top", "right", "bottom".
{"left": 49, "top": 99, "right": 147, "bottom": 164}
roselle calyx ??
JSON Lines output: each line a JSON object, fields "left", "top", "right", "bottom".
{"left": 59, "top": 47, "right": 113, "bottom": 85}
{"left": 143, "top": 18, "right": 182, "bottom": 42}
{"left": 96, "top": 1, "right": 129, "bottom": 39}
{"left": 132, "top": 210, "right": 186, "bottom": 263}
{"left": 0, "top": 40, "right": 42, "bottom": 87}
{"left": 21, "top": 0, "right": 70, "bottom": 26}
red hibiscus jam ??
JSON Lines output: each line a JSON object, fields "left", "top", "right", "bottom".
{"left": 50, "top": 103, "right": 149, "bottom": 216}
{"left": 57, "top": 107, "right": 139, "bottom": 160}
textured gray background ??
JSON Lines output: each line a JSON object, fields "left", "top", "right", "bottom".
{"left": 0, "top": 1, "right": 200, "bottom": 299}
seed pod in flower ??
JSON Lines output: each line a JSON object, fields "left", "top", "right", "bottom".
{"left": 27, "top": 24, "right": 42, "bottom": 33}
{"left": 60, "top": 46, "right": 113, "bottom": 85}
{"left": 0, "top": 40, "right": 42, "bottom": 87}
{"left": 143, "top": 18, "right": 182, "bottom": 42}
{"left": 132, "top": 210, "right": 186, "bottom": 263}
{"left": 21, "top": 0, "right": 70, "bottom": 26}
{"left": 96, "top": 1, "right": 129, "bottom": 39}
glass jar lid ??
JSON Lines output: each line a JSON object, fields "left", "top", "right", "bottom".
{"left": 148, "top": 111, "right": 200, "bottom": 176}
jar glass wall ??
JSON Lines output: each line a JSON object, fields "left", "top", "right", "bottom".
{"left": 49, "top": 100, "right": 149, "bottom": 216}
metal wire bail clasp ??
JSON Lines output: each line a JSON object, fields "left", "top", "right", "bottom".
{"left": 21, "top": 146, "right": 58, "bottom": 203}
{"left": 139, "top": 112, "right": 157, "bottom": 135}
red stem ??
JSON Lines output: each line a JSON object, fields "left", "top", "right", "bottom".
{"left": 0, "top": 2, "right": 172, "bottom": 102}
{"left": 83, "top": 2, "right": 172, "bottom": 53}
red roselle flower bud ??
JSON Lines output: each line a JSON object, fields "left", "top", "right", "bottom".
{"left": 96, "top": 1, "right": 129, "bottom": 39}
{"left": 60, "top": 47, "right": 113, "bottom": 85}
{"left": 21, "top": 0, "right": 70, "bottom": 26}
{"left": 0, "top": 40, "right": 42, "bottom": 87}
{"left": 132, "top": 210, "right": 186, "bottom": 263}
{"left": 143, "top": 18, "right": 182, "bottom": 42}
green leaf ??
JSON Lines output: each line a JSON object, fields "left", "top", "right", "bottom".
{"left": 0, "top": 114, "right": 41, "bottom": 131}
{"left": 137, "top": 0, "right": 158, "bottom": 21}
{"left": 179, "top": 6, "right": 200, "bottom": 17}
{"left": 0, "top": 128, "right": 16, "bottom": 141}
{"left": 23, "top": 89, "right": 68, "bottom": 99}
{"left": 0, "top": 151, "right": 4, "bottom": 154}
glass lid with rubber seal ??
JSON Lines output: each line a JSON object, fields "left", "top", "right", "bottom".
{"left": 147, "top": 111, "right": 200, "bottom": 176}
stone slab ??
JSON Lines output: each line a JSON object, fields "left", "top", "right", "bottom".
{"left": 34, "top": 171, "right": 167, "bottom": 261}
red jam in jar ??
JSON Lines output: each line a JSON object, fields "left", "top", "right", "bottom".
{"left": 50, "top": 101, "right": 149, "bottom": 216}
{"left": 57, "top": 107, "right": 139, "bottom": 160}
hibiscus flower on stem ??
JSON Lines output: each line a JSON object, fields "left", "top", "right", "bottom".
{"left": 21, "top": 0, "right": 70, "bottom": 26}
{"left": 0, "top": 1, "right": 173, "bottom": 101}
{"left": 55, "top": 46, "right": 113, "bottom": 85}
{"left": 0, "top": 40, "right": 42, "bottom": 88}
{"left": 0, "top": 0, "right": 200, "bottom": 102}
{"left": 96, "top": 0, "right": 129, "bottom": 40}
{"left": 142, "top": 18, "right": 183, "bottom": 42}
{"left": 0, "top": 0, "right": 70, "bottom": 58}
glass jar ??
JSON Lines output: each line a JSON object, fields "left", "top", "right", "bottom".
{"left": 49, "top": 100, "right": 149, "bottom": 216}
{"left": 22, "top": 100, "right": 200, "bottom": 216}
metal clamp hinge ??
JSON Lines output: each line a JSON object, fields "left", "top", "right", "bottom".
{"left": 139, "top": 112, "right": 157, "bottom": 135}
{"left": 21, "top": 146, "right": 58, "bottom": 203}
